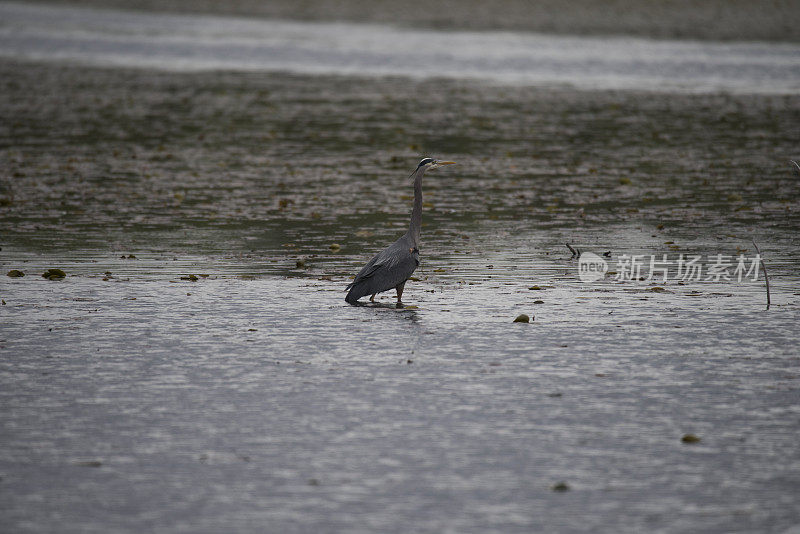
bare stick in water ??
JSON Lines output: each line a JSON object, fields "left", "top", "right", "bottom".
{"left": 791, "top": 160, "right": 800, "bottom": 174}
{"left": 566, "top": 243, "right": 581, "bottom": 260}
{"left": 751, "top": 240, "right": 770, "bottom": 310}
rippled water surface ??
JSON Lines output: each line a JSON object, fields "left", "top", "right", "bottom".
{"left": 1, "top": 6, "right": 800, "bottom": 532}
{"left": 2, "top": 2, "right": 800, "bottom": 93}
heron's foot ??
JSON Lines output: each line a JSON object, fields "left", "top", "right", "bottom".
{"left": 369, "top": 294, "right": 376, "bottom": 303}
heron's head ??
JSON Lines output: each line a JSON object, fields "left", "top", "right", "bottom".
{"left": 417, "top": 157, "right": 456, "bottom": 171}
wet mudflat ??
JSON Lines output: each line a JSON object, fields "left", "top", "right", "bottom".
{"left": 2, "top": 57, "right": 800, "bottom": 532}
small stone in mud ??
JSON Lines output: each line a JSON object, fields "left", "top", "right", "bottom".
{"left": 180, "top": 274, "right": 199, "bottom": 281}
{"left": 681, "top": 433, "right": 701, "bottom": 444}
{"left": 307, "top": 478, "right": 320, "bottom": 486}
{"left": 513, "top": 314, "right": 530, "bottom": 323}
{"left": 533, "top": 300, "right": 545, "bottom": 304}
{"left": 7, "top": 269, "right": 24, "bottom": 277}
{"left": 42, "top": 268, "right": 66, "bottom": 280}
{"left": 649, "top": 286, "right": 667, "bottom": 292}
{"left": 528, "top": 285, "right": 543, "bottom": 290}
{"left": 329, "top": 243, "right": 341, "bottom": 251}
{"left": 551, "top": 481, "right": 570, "bottom": 492}
{"left": 295, "top": 259, "right": 307, "bottom": 268}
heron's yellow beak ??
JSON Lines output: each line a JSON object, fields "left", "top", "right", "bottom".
{"left": 437, "top": 161, "right": 456, "bottom": 165}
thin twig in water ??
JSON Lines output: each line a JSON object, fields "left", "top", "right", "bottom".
{"left": 751, "top": 240, "right": 770, "bottom": 310}
{"left": 791, "top": 160, "right": 800, "bottom": 174}
{"left": 566, "top": 243, "right": 581, "bottom": 260}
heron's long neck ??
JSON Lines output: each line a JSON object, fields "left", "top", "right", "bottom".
{"left": 408, "top": 167, "right": 425, "bottom": 246}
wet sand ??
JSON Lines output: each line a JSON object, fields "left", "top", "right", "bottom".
{"left": 1, "top": 57, "right": 800, "bottom": 532}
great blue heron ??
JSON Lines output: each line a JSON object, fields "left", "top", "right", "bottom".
{"left": 345, "top": 157, "right": 456, "bottom": 305}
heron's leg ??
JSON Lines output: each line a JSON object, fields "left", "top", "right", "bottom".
{"left": 370, "top": 294, "right": 376, "bottom": 302}
{"left": 395, "top": 281, "right": 406, "bottom": 302}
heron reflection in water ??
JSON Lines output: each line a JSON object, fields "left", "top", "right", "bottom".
{"left": 345, "top": 158, "right": 455, "bottom": 305}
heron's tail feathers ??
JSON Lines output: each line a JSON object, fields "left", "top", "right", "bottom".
{"left": 345, "top": 280, "right": 369, "bottom": 304}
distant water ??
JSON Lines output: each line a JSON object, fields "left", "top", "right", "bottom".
{"left": 1, "top": 2, "right": 799, "bottom": 94}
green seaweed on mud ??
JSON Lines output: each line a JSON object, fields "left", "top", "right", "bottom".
{"left": 42, "top": 268, "right": 66, "bottom": 280}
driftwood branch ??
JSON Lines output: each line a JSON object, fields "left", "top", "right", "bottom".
{"left": 751, "top": 240, "right": 770, "bottom": 310}
{"left": 791, "top": 159, "right": 800, "bottom": 174}
{"left": 566, "top": 243, "right": 581, "bottom": 260}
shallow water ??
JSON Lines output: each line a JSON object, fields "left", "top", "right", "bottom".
{"left": 1, "top": 7, "right": 800, "bottom": 532}
{"left": 2, "top": 255, "right": 800, "bottom": 533}
{"left": 2, "top": 2, "right": 800, "bottom": 93}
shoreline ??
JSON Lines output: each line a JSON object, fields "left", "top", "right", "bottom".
{"left": 21, "top": 0, "right": 800, "bottom": 44}
{"left": 2, "top": 3, "right": 799, "bottom": 97}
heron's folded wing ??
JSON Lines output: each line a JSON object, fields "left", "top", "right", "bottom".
{"left": 366, "top": 251, "right": 418, "bottom": 287}
{"left": 353, "top": 256, "right": 391, "bottom": 282}
{"left": 347, "top": 241, "right": 415, "bottom": 291}
{"left": 346, "top": 252, "right": 385, "bottom": 290}
{"left": 346, "top": 265, "right": 376, "bottom": 290}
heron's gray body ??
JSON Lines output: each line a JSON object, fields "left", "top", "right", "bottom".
{"left": 344, "top": 234, "right": 419, "bottom": 304}
{"left": 345, "top": 158, "right": 452, "bottom": 305}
